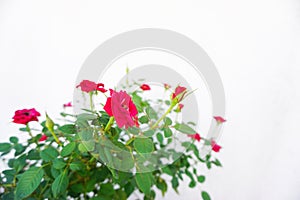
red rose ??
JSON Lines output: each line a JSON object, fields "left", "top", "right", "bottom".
{"left": 188, "top": 133, "right": 201, "bottom": 142}
{"left": 211, "top": 140, "right": 222, "bottom": 152}
{"left": 39, "top": 134, "right": 48, "bottom": 142}
{"left": 213, "top": 116, "right": 226, "bottom": 124}
{"left": 140, "top": 84, "right": 151, "bottom": 91}
{"left": 12, "top": 108, "right": 41, "bottom": 125}
{"left": 164, "top": 83, "right": 171, "bottom": 90}
{"left": 171, "top": 86, "right": 187, "bottom": 102}
{"left": 104, "top": 90, "right": 139, "bottom": 129}
{"left": 177, "top": 104, "right": 184, "bottom": 112}
{"left": 63, "top": 102, "right": 72, "bottom": 108}
{"left": 76, "top": 80, "right": 107, "bottom": 93}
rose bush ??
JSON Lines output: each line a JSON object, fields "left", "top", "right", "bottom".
{"left": 0, "top": 76, "right": 225, "bottom": 200}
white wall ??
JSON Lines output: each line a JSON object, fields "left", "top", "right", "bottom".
{"left": 0, "top": 0, "right": 299, "bottom": 199}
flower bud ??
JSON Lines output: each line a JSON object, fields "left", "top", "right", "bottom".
{"left": 45, "top": 113, "right": 54, "bottom": 132}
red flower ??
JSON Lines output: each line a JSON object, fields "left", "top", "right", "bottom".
{"left": 63, "top": 102, "right": 72, "bottom": 108}
{"left": 39, "top": 134, "right": 48, "bottom": 142}
{"left": 140, "top": 84, "right": 151, "bottom": 91}
{"left": 171, "top": 86, "right": 187, "bottom": 102}
{"left": 213, "top": 116, "right": 226, "bottom": 124}
{"left": 177, "top": 104, "right": 184, "bottom": 112}
{"left": 164, "top": 83, "right": 171, "bottom": 90}
{"left": 12, "top": 108, "right": 41, "bottom": 125}
{"left": 97, "top": 83, "right": 107, "bottom": 93}
{"left": 211, "top": 140, "right": 222, "bottom": 152}
{"left": 104, "top": 90, "right": 139, "bottom": 129}
{"left": 188, "top": 133, "right": 201, "bottom": 142}
{"left": 76, "top": 80, "right": 107, "bottom": 93}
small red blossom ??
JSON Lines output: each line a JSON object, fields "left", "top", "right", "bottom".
{"left": 104, "top": 90, "right": 139, "bottom": 129}
{"left": 76, "top": 80, "right": 107, "bottom": 93}
{"left": 12, "top": 108, "right": 41, "bottom": 125}
{"left": 97, "top": 83, "right": 107, "bottom": 93}
{"left": 188, "top": 133, "right": 201, "bottom": 142}
{"left": 211, "top": 140, "right": 222, "bottom": 152}
{"left": 39, "top": 134, "right": 48, "bottom": 142}
{"left": 140, "top": 84, "right": 151, "bottom": 91}
{"left": 63, "top": 102, "right": 72, "bottom": 108}
{"left": 177, "top": 104, "right": 184, "bottom": 111}
{"left": 214, "top": 116, "right": 226, "bottom": 124}
{"left": 171, "top": 86, "right": 187, "bottom": 102}
{"left": 164, "top": 83, "right": 171, "bottom": 90}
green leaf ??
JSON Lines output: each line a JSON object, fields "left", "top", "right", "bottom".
{"left": 171, "top": 177, "right": 179, "bottom": 192}
{"left": 132, "top": 93, "right": 144, "bottom": 112}
{"left": 70, "top": 161, "right": 85, "bottom": 171}
{"left": 212, "top": 159, "right": 222, "bottom": 167}
{"left": 156, "top": 132, "right": 164, "bottom": 145}
{"left": 78, "top": 130, "right": 95, "bottom": 151}
{"left": 114, "top": 189, "right": 127, "bottom": 200}
{"left": 19, "top": 127, "right": 27, "bottom": 132}
{"left": 51, "top": 166, "right": 60, "bottom": 178}
{"left": 135, "top": 173, "right": 152, "bottom": 195}
{"left": 59, "top": 124, "right": 77, "bottom": 134}
{"left": 206, "top": 162, "right": 212, "bottom": 169}
{"left": 15, "top": 167, "right": 44, "bottom": 199}
{"left": 156, "top": 178, "right": 168, "bottom": 196}
{"left": 14, "top": 144, "right": 25, "bottom": 156}
{"left": 139, "top": 116, "right": 149, "bottom": 124}
{"left": 0, "top": 143, "right": 12, "bottom": 152}
{"left": 27, "top": 149, "right": 40, "bottom": 160}
{"left": 185, "top": 169, "right": 196, "bottom": 188}
{"left": 143, "top": 130, "right": 155, "bottom": 137}
{"left": 124, "top": 180, "right": 135, "bottom": 197}
{"left": 174, "top": 123, "right": 196, "bottom": 134}
{"left": 61, "top": 142, "right": 76, "bottom": 157}
{"left": 134, "top": 138, "right": 154, "bottom": 154}
{"left": 52, "top": 171, "right": 69, "bottom": 198}
{"left": 77, "top": 113, "right": 97, "bottom": 121}
{"left": 78, "top": 143, "right": 88, "bottom": 153}
{"left": 162, "top": 166, "right": 175, "bottom": 176}
{"left": 164, "top": 117, "right": 172, "bottom": 126}
{"left": 3, "top": 169, "right": 16, "bottom": 184}
{"left": 13, "top": 154, "right": 26, "bottom": 172}
{"left": 99, "top": 183, "right": 115, "bottom": 196}
{"left": 146, "top": 106, "right": 158, "bottom": 119}
{"left": 9, "top": 136, "right": 19, "bottom": 144}
{"left": 201, "top": 191, "right": 211, "bottom": 200}
{"left": 197, "top": 175, "right": 205, "bottom": 183}
{"left": 163, "top": 127, "right": 172, "bottom": 138}
{"left": 53, "top": 158, "right": 66, "bottom": 169}
{"left": 127, "top": 127, "right": 140, "bottom": 135}
{"left": 40, "top": 147, "right": 59, "bottom": 162}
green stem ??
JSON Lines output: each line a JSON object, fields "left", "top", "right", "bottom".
{"left": 26, "top": 124, "right": 40, "bottom": 149}
{"left": 89, "top": 92, "right": 94, "bottom": 111}
{"left": 104, "top": 117, "right": 114, "bottom": 132}
{"left": 151, "top": 102, "right": 176, "bottom": 129}
{"left": 49, "top": 129, "right": 62, "bottom": 146}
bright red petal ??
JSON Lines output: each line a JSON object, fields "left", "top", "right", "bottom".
{"left": 211, "top": 140, "right": 222, "bottom": 152}
{"left": 213, "top": 116, "right": 226, "bottom": 123}
{"left": 140, "top": 84, "right": 151, "bottom": 91}
{"left": 103, "top": 97, "right": 113, "bottom": 116}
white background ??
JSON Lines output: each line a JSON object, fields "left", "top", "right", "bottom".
{"left": 0, "top": 0, "right": 300, "bottom": 199}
